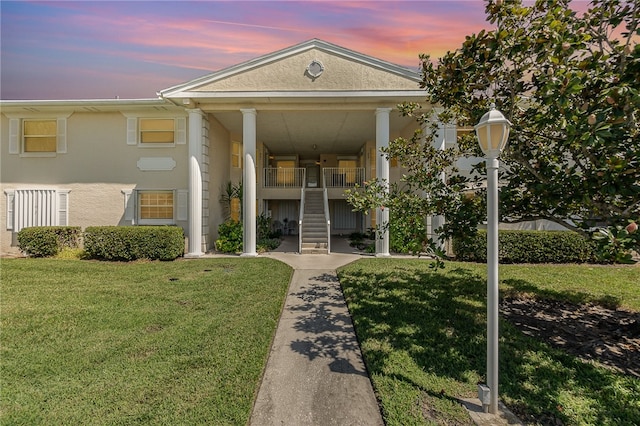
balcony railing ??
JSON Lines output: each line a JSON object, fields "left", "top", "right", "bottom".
{"left": 323, "top": 167, "right": 365, "bottom": 188}
{"left": 262, "top": 167, "right": 365, "bottom": 188}
{"left": 263, "top": 167, "right": 306, "bottom": 188}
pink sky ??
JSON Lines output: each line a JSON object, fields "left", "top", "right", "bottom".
{"left": 0, "top": 1, "right": 595, "bottom": 100}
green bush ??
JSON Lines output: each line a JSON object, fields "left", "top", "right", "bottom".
{"left": 17, "top": 226, "right": 81, "bottom": 258}
{"left": 453, "top": 230, "right": 597, "bottom": 264}
{"left": 83, "top": 226, "right": 184, "bottom": 261}
{"left": 390, "top": 213, "right": 427, "bottom": 254}
{"left": 216, "top": 220, "right": 243, "bottom": 253}
{"left": 215, "top": 220, "right": 281, "bottom": 253}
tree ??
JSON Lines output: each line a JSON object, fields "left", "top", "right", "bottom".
{"left": 346, "top": 0, "right": 639, "bottom": 258}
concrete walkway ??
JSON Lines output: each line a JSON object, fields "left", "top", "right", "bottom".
{"left": 250, "top": 237, "right": 383, "bottom": 425}
{"left": 244, "top": 236, "right": 521, "bottom": 426}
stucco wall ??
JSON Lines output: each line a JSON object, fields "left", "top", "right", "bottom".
{"left": 1, "top": 110, "right": 190, "bottom": 255}
{"left": 206, "top": 114, "right": 231, "bottom": 247}
{"left": 195, "top": 48, "right": 418, "bottom": 92}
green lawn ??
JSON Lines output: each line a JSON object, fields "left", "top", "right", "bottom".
{"left": 338, "top": 259, "right": 640, "bottom": 426}
{"left": 1, "top": 258, "right": 292, "bottom": 425}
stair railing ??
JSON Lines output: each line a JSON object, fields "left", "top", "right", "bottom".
{"left": 298, "top": 188, "right": 305, "bottom": 254}
{"left": 323, "top": 187, "right": 331, "bottom": 254}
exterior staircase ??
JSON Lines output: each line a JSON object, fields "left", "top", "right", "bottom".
{"left": 300, "top": 189, "right": 329, "bottom": 254}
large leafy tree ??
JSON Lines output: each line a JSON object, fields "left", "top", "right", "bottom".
{"left": 347, "top": 0, "right": 639, "bottom": 252}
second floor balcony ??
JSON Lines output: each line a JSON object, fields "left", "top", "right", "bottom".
{"left": 262, "top": 167, "right": 365, "bottom": 189}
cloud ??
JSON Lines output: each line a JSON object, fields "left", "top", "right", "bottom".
{"left": 1, "top": 0, "right": 493, "bottom": 99}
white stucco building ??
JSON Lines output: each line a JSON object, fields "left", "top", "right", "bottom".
{"left": 1, "top": 39, "right": 454, "bottom": 257}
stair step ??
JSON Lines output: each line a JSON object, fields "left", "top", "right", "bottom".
{"left": 302, "top": 242, "right": 328, "bottom": 249}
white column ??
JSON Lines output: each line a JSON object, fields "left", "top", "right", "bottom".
{"left": 187, "top": 109, "right": 204, "bottom": 257}
{"left": 375, "top": 107, "right": 392, "bottom": 257}
{"left": 241, "top": 108, "right": 257, "bottom": 256}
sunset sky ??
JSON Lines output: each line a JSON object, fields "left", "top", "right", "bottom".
{"left": 0, "top": 1, "right": 585, "bottom": 100}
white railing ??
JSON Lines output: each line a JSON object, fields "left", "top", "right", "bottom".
{"left": 323, "top": 187, "right": 331, "bottom": 254}
{"left": 323, "top": 167, "right": 365, "bottom": 188}
{"left": 263, "top": 168, "right": 306, "bottom": 188}
{"left": 298, "top": 188, "right": 305, "bottom": 254}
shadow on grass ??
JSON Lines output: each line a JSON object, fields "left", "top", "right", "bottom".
{"left": 338, "top": 261, "right": 640, "bottom": 425}
{"left": 288, "top": 272, "right": 368, "bottom": 377}
{"left": 502, "top": 277, "right": 622, "bottom": 309}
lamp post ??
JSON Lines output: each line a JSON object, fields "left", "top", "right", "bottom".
{"left": 474, "top": 104, "right": 511, "bottom": 414}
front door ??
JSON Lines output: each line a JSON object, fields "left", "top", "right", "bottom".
{"left": 306, "top": 165, "right": 320, "bottom": 188}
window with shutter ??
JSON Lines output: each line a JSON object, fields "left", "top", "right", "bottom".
{"left": 122, "top": 189, "right": 187, "bottom": 225}
{"left": 4, "top": 189, "right": 70, "bottom": 232}
{"left": 7, "top": 116, "right": 69, "bottom": 156}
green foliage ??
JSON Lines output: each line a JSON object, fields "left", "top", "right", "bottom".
{"left": 389, "top": 211, "right": 427, "bottom": 254}
{"left": 219, "top": 181, "right": 242, "bottom": 220}
{"left": 83, "top": 226, "right": 184, "bottom": 261}
{"left": 216, "top": 220, "right": 243, "bottom": 253}
{"left": 347, "top": 0, "right": 640, "bottom": 262}
{"left": 216, "top": 218, "right": 281, "bottom": 253}
{"left": 453, "top": 230, "right": 598, "bottom": 263}
{"left": 593, "top": 220, "right": 640, "bottom": 263}
{"left": 423, "top": 0, "right": 640, "bottom": 232}
{"left": 257, "top": 213, "right": 272, "bottom": 240}
{"left": 17, "top": 226, "right": 81, "bottom": 258}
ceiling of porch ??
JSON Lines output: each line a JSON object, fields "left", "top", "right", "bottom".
{"left": 211, "top": 108, "right": 419, "bottom": 159}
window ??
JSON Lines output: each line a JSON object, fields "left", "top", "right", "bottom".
{"left": 8, "top": 116, "right": 68, "bottom": 155}
{"left": 230, "top": 198, "right": 241, "bottom": 222}
{"left": 276, "top": 160, "right": 296, "bottom": 185}
{"left": 140, "top": 119, "right": 175, "bottom": 144}
{"left": 125, "top": 116, "right": 186, "bottom": 146}
{"left": 138, "top": 190, "right": 174, "bottom": 224}
{"left": 232, "top": 141, "right": 242, "bottom": 168}
{"left": 338, "top": 159, "right": 357, "bottom": 184}
{"left": 5, "top": 189, "right": 70, "bottom": 232}
{"left": 122, "top": 189, "right": 187, "bottom": 225}
{"left": 24, "top": 120, "right": 57, "bottom": 152}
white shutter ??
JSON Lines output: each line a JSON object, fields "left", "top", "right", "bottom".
{"left": 12, "top": 189, "right": 56, "bottom": 232}
{"left": 127, "top": 118, "right": 138, "bottom": 145}
{"left": 9, "top": 119, "right": 19, "bottom": 154}
{"left": 5, "top": 190, "right": 15, "bottom": 230}
{"left": 175, "top": 117, "right": 186, "bottom": 145}
{"left": 177, "top": 190, "right": 188, "bottom": 221}
{"left": 57, "top": 190, "right": 70, "bottom": 226}
{"left": 56, "top": 118, "right": 67, "bottom": 153}
{"left": 122, "top": 189, "right": 135, "bottom": 223}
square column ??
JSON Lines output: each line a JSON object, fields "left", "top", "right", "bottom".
{"left": 430, "top": 119, "right": 452, "bottom": 251}
{"left": 241, "top": 108, "right": 257, "bottom": 256}
{"left": 375, "top": 107, "right": 392, "bottom": 257}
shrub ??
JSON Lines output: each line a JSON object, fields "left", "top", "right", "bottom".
{"left": 453, "top": 230, "right": 597, "bottom": 264}
{"left": 257, "top": 238, "right": 281, "bottom": 252}
{"left": 84, "top": 226, "right": 184, "bottom": 261}
{"left": 215, "top": 219, "right": 280, "bottom": 253}
{"left": 17, "top": 226, "right": 81, "bottom": 258}
{"left": 390, "top": 213, "right": 427, "bottom": 254}
{"left": 216, "top": 220, "right": 243, "bottom": 253}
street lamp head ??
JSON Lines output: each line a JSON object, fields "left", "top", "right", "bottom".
{"left": 474, "top": 104, "right": 511, "bottom": 159}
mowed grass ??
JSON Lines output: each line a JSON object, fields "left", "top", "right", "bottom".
{"left": 1, "top": 258, "right": 292, "bottom": 425}
{"left": 338, "top": 259, "right": 640, "bottom": 425}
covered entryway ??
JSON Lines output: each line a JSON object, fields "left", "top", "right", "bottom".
{"left": 159, "top": 39, "right": 428, "bottom": 256}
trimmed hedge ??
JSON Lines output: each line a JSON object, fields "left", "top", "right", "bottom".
{"left": 17, "top": 226, "right": 81, "bottom": 257}
{"left": 84, "top": 226, "right": 184, "bottom": 261}
{"left": 453, "top": 230, "right": 597, "bottom": 264}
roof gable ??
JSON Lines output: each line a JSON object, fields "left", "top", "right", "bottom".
{"left": 160, "top": 39, "right": 420, "bottom": 96}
